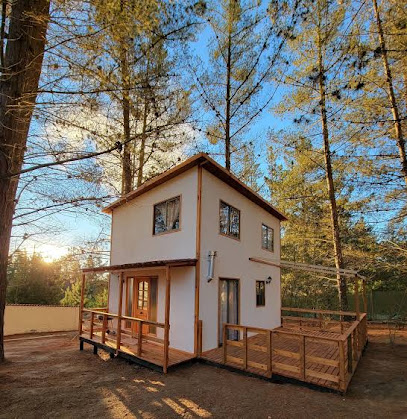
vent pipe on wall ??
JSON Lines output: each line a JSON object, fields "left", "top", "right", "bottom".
{"left": 207, "top": 251, "right": 217, "bottom": 282}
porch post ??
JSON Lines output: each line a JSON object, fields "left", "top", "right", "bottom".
{"left": 79, "top": 273, "right": 86, "bottom": 335}
{"left": 194, "top": 164, "right": 202, "bottom": 356}
{"left": 116, "top": 272, "right": 124, "bottom": 352}
{"left": 163, "top": 265, "right": 171, "bottom": 373}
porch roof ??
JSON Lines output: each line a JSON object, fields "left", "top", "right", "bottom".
{"left": 82, "top": 258, "right": 197, "bottom": 273}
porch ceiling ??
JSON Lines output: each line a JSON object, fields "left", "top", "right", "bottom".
{"left": 82, "top": 258, "right": 197, "bottom": 273}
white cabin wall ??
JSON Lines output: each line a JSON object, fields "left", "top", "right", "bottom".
{"left": 110, "top": 168, "right": 198, "bottom": 265}
{"left": 199, "top": 170, "right": 281, "bottom": 351}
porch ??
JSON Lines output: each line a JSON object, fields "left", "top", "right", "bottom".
{"left": 78, "top": 258, "right": 197, "bottom": 373}
{"left": 79, "top": 308, "right": 194, "bottom": 371}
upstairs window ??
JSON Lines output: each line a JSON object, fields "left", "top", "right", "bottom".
{"left": 256, "top": 281, "right": 266, "bottom": 306}
{"left": 153, "top": 196, "right": 181, "bottom": 235}
{"left": 219, "top": 201, "right": 240, "bottom": 240}
{"left": 262, "top": 224, "right": 274, "bottom": 252}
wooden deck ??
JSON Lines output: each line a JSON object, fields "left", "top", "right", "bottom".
{"left": 79, "top": 307, "right": 367, "bottom": 392}
{"left": 200, "top": 313, "right": 368, "bottom": 393}
{"left": 80, "top": 331, "right": 194, "bottom": 370}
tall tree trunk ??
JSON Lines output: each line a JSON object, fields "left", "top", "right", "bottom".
{"left": 372, "top": 0, "right": 407, "bottom": 187}
{"left": 120, "top": 50, "right": 132, "bottom": 195}
{"left": 225, "top": 30, "right": 232, "bottom": 171}
{"left": 137, "top": 57, "right": 151, "bottom": 188}
{"left": 0, "top": 0, "right": 50, "bottom": 362}
{"left": 137, "top": 97, "right": 149, "bottom": 187}
{"left": 317, "top": 24, "right": 348, "bottom": 310}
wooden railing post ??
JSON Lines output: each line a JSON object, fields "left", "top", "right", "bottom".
{"left": 197, "top": 320, "right": 203, "bottom": 357}
{"left": 267, "top": 330, "right": 272, "bottom": 377}
{"left": 300, "top": 335, "right": 306, "bottom": 380}
{"left": 79, "top": 273, "right": 86, "bottom": 335}
{"left": 243, "top": 327, "right": 248, "bottom": 369}
{"left": 90, "top": 311, "right": 94, "bottom": 340}
{"left": 163, "top": 265, "right": 171, "bottom": 373}
{"left": 137, "top": 320, "right": 142, "bottom": 356}
{"left": 347, "top": 334, "right": 353, "bottom": 372}
{"left": 352, "top": 329, "right": 358, "bottom": 364}
{"left": 354, "top": 278, "right": 360, "bottom": 321}
{"left": 223, "top": 324, "right": 227, "bottom": 364}
{"left": 116, "top": 272, "right": 124, "bottom": 352}
{"left": 339, "top": 340, "right": 346, "bottom": 392}
{"left": 101, "top": 314, "right": 107, "bottom": 344}
{"left": 362, "top": 279, "right": 367, "bottom": 314}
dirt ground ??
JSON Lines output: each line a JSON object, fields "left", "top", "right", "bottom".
{"left": 1, "top": 325, "right": 407, "bottom": 419}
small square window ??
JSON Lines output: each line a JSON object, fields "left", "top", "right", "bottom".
{"left": 256, "top": 281, "right": 265, "bottom": 306}
{"left": 153, "top": 196, "right": 180, "bottom": 235}
{"left": 219, "top": 201, "right": 240, "bottom": 239}
{"left": 262, "top": 224, "right": 274, "bottom": 252}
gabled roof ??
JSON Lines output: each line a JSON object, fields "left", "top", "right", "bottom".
{"left": 103, "top": 153, "right": 287, "bottom": 221}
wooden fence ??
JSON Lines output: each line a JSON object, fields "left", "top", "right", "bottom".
{"left": 220, "top": 309, "right": 368, "bottom": 392}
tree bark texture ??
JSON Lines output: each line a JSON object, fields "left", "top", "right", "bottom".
{"left": 0, "top": 0, "right": 50, "bottom": 362}
{"left": 317, "top": 24, "right": 348, "bottom": 311}
{"left": 372, "top": 0, "right": 407, "bottom": 188}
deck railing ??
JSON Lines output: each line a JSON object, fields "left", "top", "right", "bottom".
{"left": 221, "top": 308, "right": 368, "bottom": 393}
{"left": 80, "top": 308, "right": 170, "bottom": 371}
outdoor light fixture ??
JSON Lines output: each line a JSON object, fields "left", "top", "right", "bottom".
{"left": 207, "top": 250, "right": 217, "bottom": 282}
{"left": 266, "top": 276, "right": 272, "bottom": 284}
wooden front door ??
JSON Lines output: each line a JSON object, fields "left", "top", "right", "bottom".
{"left": 132, "top": 277, "right": 150, "bottom": 334}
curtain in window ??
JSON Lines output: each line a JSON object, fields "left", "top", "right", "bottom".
{"left": 166, "top": 198, "right": 180, "bottom": 230}
{"left": 154, "top": 203, "right": 167, "bottom": 234}
{"left": 219, "top": 202, "right": 229, "bottom": 235}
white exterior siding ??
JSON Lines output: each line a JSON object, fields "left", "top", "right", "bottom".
{"left": 199, "top": 170, "right": 281, "bottom": 351}
{"left": 110, "top": 168, "right": 198, "bottom": 265}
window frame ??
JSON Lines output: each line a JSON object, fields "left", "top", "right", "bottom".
{"left": 261, "top": 223, "right": 274, "bottom": 252}
{"left": 219, "top": 200, "right": 241, "bottom": 241}
{"left": 256, "top": 280, "right": 266, "bottom": 307}
{"left": 152, "top": 195, "right": 182, "bottom": 236}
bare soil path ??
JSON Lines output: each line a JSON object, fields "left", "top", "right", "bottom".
{"left": 1, "top": 326, "right": 406, "bottom": 419}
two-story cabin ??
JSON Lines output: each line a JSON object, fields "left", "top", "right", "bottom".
{"left": 79, "top": 153, "right": 285, "bottom": 366}
{"left": 78, "top": 153, "right": 368, "bottom": 393}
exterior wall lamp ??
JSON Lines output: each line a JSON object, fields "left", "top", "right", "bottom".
{"left": 266, "top": 276, "right": 272, "bottom": 284}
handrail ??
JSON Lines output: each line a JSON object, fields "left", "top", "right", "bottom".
{"left": 272, "top": 327, "right": 342, "bottom": 343}
{"left": 223, "top": 323, "right": 270, "bottom": 333}
{"left": 121, "top": 315, "right": 165, "bottom": 328}
{"left": 82, "top": 308, "right": 118, "bottom": 317}
{"left": 82, "top": 308, "right": 165, "bottom": 328}
{"left": 340, "top": 313, "right": 367, "bottom": 341}
{"left": 281, "top": 307, "right": 358, "bottom": 317}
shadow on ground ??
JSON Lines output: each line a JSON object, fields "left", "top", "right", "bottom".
{"left": 1, "top": 326, "right": 406, "bottom": 419}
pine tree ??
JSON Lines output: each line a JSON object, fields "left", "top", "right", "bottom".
{"left": 271, "top": 0, "right": 360, "bottom": 309}
{"left": 194, "top": 0, "right": 298, "bottom": 171}
{"left": 63, "top": 0, "right": 197, "bottom": 194}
